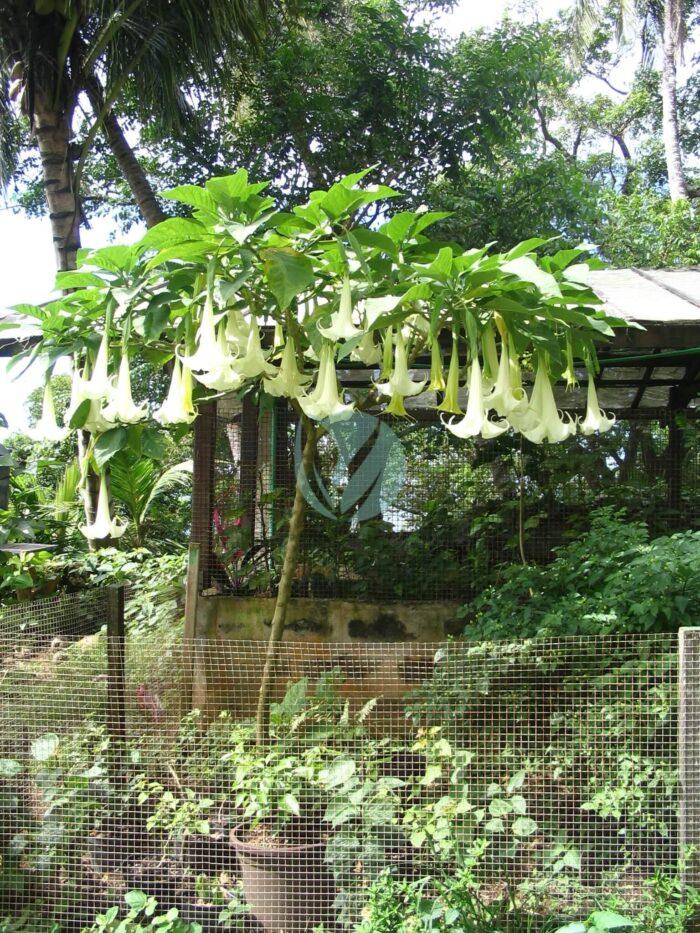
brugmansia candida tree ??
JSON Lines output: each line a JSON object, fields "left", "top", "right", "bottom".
{"left": 12, "top": 169, "right": 624, "bottom": 738}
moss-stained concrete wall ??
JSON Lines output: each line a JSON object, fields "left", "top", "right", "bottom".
{"left": 191, "top": 596, "right": 461, "bottom": 720}
{"left": 195, "top": 595, "right": 462, "bottom": 642}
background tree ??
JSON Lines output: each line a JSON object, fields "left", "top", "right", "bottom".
{"left": 0, "top": 0, "right": 277, "bottom": 269}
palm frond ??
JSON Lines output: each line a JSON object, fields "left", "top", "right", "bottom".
{"left": 143, "top": 459, "right": 192, "bottom": 521}
{"left": 54, "top": 457, "right": 80, "bottom": 521}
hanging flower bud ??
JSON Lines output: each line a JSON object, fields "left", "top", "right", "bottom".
{"left": 103, "top": 353, "right": 148, "bottom": 424}
{"left": 318, "top": 277, "right": 363, "bottom": 342}
{"left": 82, "top": 333, "right": 111, "bottom": 400}
{"left": 31, "top": 380, "right": 69, "bottom": 442}
{"left": 481, "top": 325, "right": 500, "bottom": 390}
{"left": 80, "top": 474, "right": 128, "bottom": 541}
{"left": 155, "top": 358, "right": 197, "bottom": 426}
{"left": 299, "top": 343, "right": 355, "bottom": 422}
{"left": 437, "top": 337, "right": 462, "bottom": 415}
{"left": 428, "top": 339, "right": 446, "bottom": 392}
{"left": 442, "top": 356, "right": 508, "bottom": 439}
{"left": 263, "top": 337, "right": 312, "bottom": 398}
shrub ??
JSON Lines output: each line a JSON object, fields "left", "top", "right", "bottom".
{"left": 460, "top": 509, "right": 700, "bottom": 640}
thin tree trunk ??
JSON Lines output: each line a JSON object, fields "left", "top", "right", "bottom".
{"left": 32, "top": 94, "right": 102, "bottom": 532}
{"left": 32, "top": 96, "right": 81, "bottom": 271}
{"left": 661, "top": 0, "right": 689, "bottom": 201}
{"left": 255, "top": 419, "right": 316, "bottom": 744}
{"left": 84, "top": 77, "right": 166, "bottom": 228}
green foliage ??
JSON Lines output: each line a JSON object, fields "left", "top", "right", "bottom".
{"left": 89, "top": 891, "right": 202, "bottom": 932}
{"left": 108, "top": 453, "right": 192, "bottom": 546}
{"left": 460, "top": 509, "right": 700, "bottom": 640}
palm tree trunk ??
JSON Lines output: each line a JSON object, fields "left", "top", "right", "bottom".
{"left": 661, "top": 0, "right": 689, "bottom": 201}
{"left": 84, "top": 76, "right": 166, "bottom": 228}
{"left": 255, "top": 419, "right": 316, "bottom": 744}
{"left": 32, "top": 95, "right": 81, "bottom": 271}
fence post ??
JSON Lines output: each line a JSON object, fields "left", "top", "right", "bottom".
{"left": 183, "top": 543, "right": 200, "bottom": 710}
{"left": 679, "top": 627, "right": 700, "bottom": 887}
{"left": 106, "top": 584, "right": 126, "bottom": 783}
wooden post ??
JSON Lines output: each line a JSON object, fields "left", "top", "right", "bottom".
{"left": 192, "top": 400, "right": 217, "bottom": 590}
{"left": 667, "top": 412, "right": 684, "bottom": 522}
{"left": 106, "top": 584, "right": 126, "bottom": 783}
{"left": 239, "top": 394, "right": 259, "bottom": 539}
{"left": 679, "top": 627, "right": 700, "bottom": 888}
{"left": 182, "top": 543, "right": 200, "bottom": 710}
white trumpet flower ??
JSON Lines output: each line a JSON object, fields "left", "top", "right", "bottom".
{"left": 31, "top": 381, "right": 69, "bottom": 442}
{"left": 82, "top": 333, "right": 111, "bottom": 400}
{"left": 181, "top": 300, "right": 230, "bottom": 372}
{"left": 580, "top": 375, "right": 616, "bottom": 435}
{"left": 487, "top": 337, "right": 529, "bottom": 418}
{"left": 351, "top": 331, "right": 382, "bottom": 366}
{"left": 263, "top": 337, "right": 312, "bottom": 398}
{"left": 516, "top": 359, "right": 576, "bottom": 444}
{"left": 375, "top": 330, "right": 426, "bottom": 400}
{"left": 83, "top": 401, "right": 117, "bottom": 436}
{"left": 481, "top": 325, "right": 500, "bottom": 390}
{"left": 443, "top": 356, "right": 508, "bottom": 439}
{"left": 103, "top": 354, "right": 148, "bottom": 424}
{"left": 318, "top": 278, "right": 363, "bottom": 342}
{"left": 155, "top": 358, "right": 197, "bottom": 425}
{"left": 225, "top": 308, "right": 250, "bottom": 353}
{"left": 232, "top": 318, "right": 276, "bottom": 379}
{"left": 299, "top": 343, "right": 355, "bottom": 422}
{"left": 193, "top": 325, "right": 245, "bottom": 392}
{"left": 80, "top": 474, "right": 128, "bottom": 541}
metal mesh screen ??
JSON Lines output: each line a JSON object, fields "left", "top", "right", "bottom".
{"left": 201, "top": 402, "right": 700, "bottom": 601}
{"left": 0, "top": 633, "right": 681, "bottom": 930}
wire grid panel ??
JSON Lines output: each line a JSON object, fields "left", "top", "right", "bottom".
{"left": 0, "top": 588, "right": 109, "bottom": 662}
{"left": 206, "top": 406, "right": 700, "bottom": 602}
{"left": 0, "top": 633, "right": 680, "bottom": 930}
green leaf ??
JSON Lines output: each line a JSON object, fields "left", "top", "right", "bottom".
{"left": 141, "top": 428, "right": 167, "bottom": 461}
{"left": 261, "top": 248, "right": 315, "bottom": 310}
{"left": 562, "top": 848, "right": 581, "bottom": 871}
{"left": 413, "top": 211, "right": 452, "bottom": 236}
{"left": 321, "top": 757, "right": 356, "bottom": 789}
{"left": 69, "top": 398, "right": 91, "bottom": 429}
{"left": 505, "top": 237, "right": 551, "bottom": 260}
{"left": 140, "top": 218, "right": 205, "bottom": 250}
{"left": 281, "top": 793, "right": 301, "bottom": 817}
{"left": 162, "top": 185, "right": 218, "bottom": 214}
{"left": 54, "top": 271, "right": 105, "bottom": 289}
{"left": 0, "top": 759, "right": 22, "bottom": 778}
{"left": 124, "top": 890, "right": 149, "bottom": 911}
{"left": 143, "top": 299, "right": 171, "bottom": 342}
{"left": 489, "top": 797, "right": 513, "bottom": 817}
{"left": 502, "top": 256, "right": 561, "bottom": 298}
{"left": 512, "top": 817, "right": 537, "bottom": 837}
{"left": 588, "top": 912, "right": 634, "bottom": 930}
{"left": 31, "top": 733, "right": 59, "bottom": 761}
{"left": 423, "top": 247, "right": 453, "bottom": 281}
{"left": 94, "top": 427, "right": 128, "bottom": 469}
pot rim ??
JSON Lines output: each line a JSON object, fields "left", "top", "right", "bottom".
{"left": 230, "top": 820, "right": 327, "bottom": 857}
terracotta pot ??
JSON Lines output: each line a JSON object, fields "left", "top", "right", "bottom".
{"left": 230, "top": 823, "right": 336, "bottom": 932}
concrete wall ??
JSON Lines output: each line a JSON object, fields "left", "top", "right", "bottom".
{"left": 191, "top": 595, "right": 461, "bottom": 721}
{"left": 195, "top": 595, "right": 462, "bottom": 642}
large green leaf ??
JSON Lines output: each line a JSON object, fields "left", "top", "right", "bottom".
{"left": 262, "top": 248, "right": 315, "bottom": 309}
{"left": 94, "top": 427, "right": 128, "bottom": 469}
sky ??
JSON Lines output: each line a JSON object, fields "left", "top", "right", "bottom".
{"left": 0, "top": 0, "right": 687, "bottom": 436}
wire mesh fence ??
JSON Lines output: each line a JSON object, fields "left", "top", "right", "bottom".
{"left": 0, "top": 630, "right": 684, "bottom": 931}
{"left": 201, "top": 401, "right": 700, "bottom": 602}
